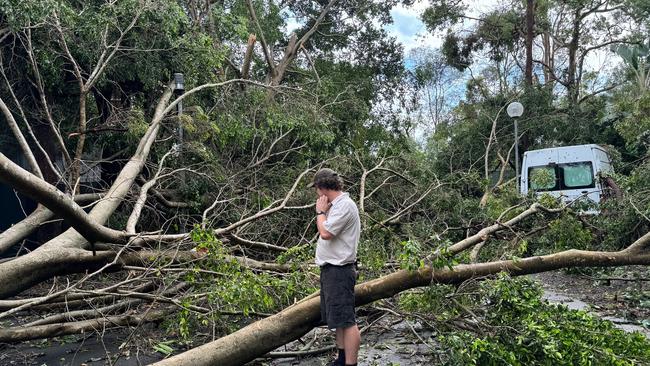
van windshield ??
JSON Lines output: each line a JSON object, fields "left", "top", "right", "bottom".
{"left": 528, "top": 161, "right": 594, "bottom": 191}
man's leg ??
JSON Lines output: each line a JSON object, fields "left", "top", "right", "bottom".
{"left": 336, "top": 327, "right": 344, "bottom": 348}
{"left": 342, "top": 324, "right": 360, "bottom": 365}
{"left": 335, "top": 328, "right": 345, "bottom": 364}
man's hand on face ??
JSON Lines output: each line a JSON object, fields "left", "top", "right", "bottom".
{"left": 316, "top": 195, "right": 330, "bottom": 213}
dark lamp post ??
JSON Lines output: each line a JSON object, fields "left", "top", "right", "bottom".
{"left": 173, "top": 73, "right": 185, "bottom": 145}
{"left": 173, "top": 73, "right": 185, "bottom": 93}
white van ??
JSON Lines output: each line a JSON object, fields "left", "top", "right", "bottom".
{"left": 520, "top": 144, "right": 615, "bottom": 205}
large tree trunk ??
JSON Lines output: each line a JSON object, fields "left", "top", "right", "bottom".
{"left": 0, "top": 307, "right": 172, "bottom": 342}
{"left": 0, "top": 153, "right": 129, "bottom": 245}
{"left": 0, "top": 85, "right": 173, "bottom": 298}
{"left": 525, "top": 0, "right": 535, "bottom": 85}
{"left": 154, "top": 232, "right": 650, "bottom": 366}
{"left": 0, "top": 207, "right": 53, "bottom": 255}
{"left": 0, "top": 194, "right": 102, "bottom": 255}
{"left": 567, "top": 7, "right": 581, "bottom": 105}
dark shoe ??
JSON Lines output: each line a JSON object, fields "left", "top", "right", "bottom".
{"left": 325, "top": 360, "right": 342, "bottom": 366}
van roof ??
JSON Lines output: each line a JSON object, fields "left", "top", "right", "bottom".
{"left": 523, "top": 144, "right": 607, "bottom": 156}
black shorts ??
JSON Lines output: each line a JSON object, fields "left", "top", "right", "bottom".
{"left": 320, "top": 263, "right": 356, "bottom": 330}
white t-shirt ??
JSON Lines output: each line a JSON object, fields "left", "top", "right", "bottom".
{"left": 315, "top": 192, "right": 361, "bottom": 266}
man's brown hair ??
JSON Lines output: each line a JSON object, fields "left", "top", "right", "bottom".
{"left": 313, "top": 168, "right": 343, "bottom": 191}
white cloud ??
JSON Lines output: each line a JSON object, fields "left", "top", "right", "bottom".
{"left": 385, "top": 1, "right": 444, "bottom": 57}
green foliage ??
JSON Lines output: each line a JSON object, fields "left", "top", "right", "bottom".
{"left": 152, "top": 340, "right": 175, "bottom": 356}
{"left": 171, "top": 227, "right": 317, "bottom": 340}
{"left": 421, "top": 0, "right": 466, "bottom": 33}
{"left": 535, "top": 193, "right": 562, "bottom": 209}
{"left": 440, "top": 32, "right": 473, "bottom": 71}
{"left": 615, "top": 92, "right": 650, "bottom": 154}
{"left": 0, "top": 0, "right": 56, "bottom": 29}
{"left": 435, "top": 9, "right": 521, "bottom": 71}
{"left": 437, "top": 275, "right": 650, "bottom": 365}
{"left": 398, "top": 239, "right": 425, "bottom": 271}
{"left": 430, "top": 238, "right": 459, "bottom": 270}
{"left": 126, "top": 109, "right": 148, "bottom": 142}
{"left": 530, "top": 168, "right": 556, "bottom": 190}
{"left": 398, "top": 284, "right": 459, "bottom": 318}
{"left": 2, "top": 0, "right": 649, "bottom": 357}
{"left": 356, "top": 236, "right": 395, "bottom": 278}
{"left": 594, "top": 160, "right": 650, "bottom": 249}
{"left": 484, "top": 186, "right": 525, "bottom": 221}
{"left": 276, "top": 244, "right": 313, "bottom": 269}
{"left": 533, "top": 214, "right": 594, "bottom": 253}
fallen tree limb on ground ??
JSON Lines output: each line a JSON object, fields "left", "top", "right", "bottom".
{"left": 0, "top": 153, "right": 130, "bottom": 245}
{"left": 0, "top": 193, "right": 103, "bottom": 255}
{"left": 154, "top": 230, "right": 650, "bottom": 366}
{"left": 0, "top": 307, "right": 173, "bottom": 342}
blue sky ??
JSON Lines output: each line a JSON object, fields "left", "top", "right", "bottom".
{"left": 388, "top": 11, "right": 423, "bottom": 41}
{"left": 384, "top": 3, "right": 441, "bottom": 60}
{"left": 383, "top": 0, "right": 494, "bottom": 55}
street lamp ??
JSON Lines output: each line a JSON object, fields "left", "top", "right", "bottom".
{"left": 173, "top": 73, "right": 185, "bottom": 144}
{"left": 507, "top": 101, "right": 524, "bottom": 192}
{"left": 173, "top": 73, "right": 185, "bottom": 185}
{"left": 173, "top": 72, "right": 184, "bottom": 113}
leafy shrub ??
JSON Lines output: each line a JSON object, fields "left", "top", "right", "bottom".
{"left": 437, "top": 275, "right": 650, "bottom": 365}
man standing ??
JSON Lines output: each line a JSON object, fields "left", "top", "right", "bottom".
{"left": 313, "top": 168, "right": 361, "bottom": 366}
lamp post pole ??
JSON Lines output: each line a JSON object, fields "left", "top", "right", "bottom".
{"left": 173, "top": 73, "right": 185, "bottom": 187}
{"left": 514, "top": 116, "right": 519, "bottom": 191}
{"left": 173, "top": 73, "right": 185, "bottom": 146}
{"left": 507, "top": 102, "right": 524, "bottom": 192}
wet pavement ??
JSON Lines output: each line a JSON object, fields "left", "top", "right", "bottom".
{"left": 0, "top": 328, "right": 164, "bottom": 366}
{"left": 542, "top": 289, "right": 650, "bottom": 338}
{"left": 263, "top": 319, "right": 437, "bottom": 366}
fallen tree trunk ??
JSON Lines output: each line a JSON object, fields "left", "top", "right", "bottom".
{"left": 0, "top": 207, "right": 54, "bottom": 254}
{"left": 0, "top": 248, "right": 288, "bottom": 317}
{"left": 0, "top": 279, "right": 156, "bottom": 311}
{"left": 24, "top": 298, "right": 143, "bottom": 327}
{"left": 0, "top": 194, "right": 103, "bottom": 255}
{"left": 121, "top": 250, "right": 290, "bottom": 273}
{"left": 0, "top": 154, "right": 129, "bottom": 244}
{"left": 0, "top": 85, "right": 173, "bottom": 298}
{"left": 154, "top": 231, "right": 650, "bottom": 366}
{"left": 0, "top": 307, "right": 172, "bottom": 342}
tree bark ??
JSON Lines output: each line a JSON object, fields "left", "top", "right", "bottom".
{"left": 0, "top": 97, "right": 43, "bottom": 178}
{"left": 525, "top": 0, "right": 535, "bottom": 86}
{"left": 0, "top": 307, "right": 171, "bottom": 342}
{"left": 241, "top": 34, "right": 256, "bottom": 79}
{"left": 567, "top": 7, "right": 581, "bottom": 105}
{"left": 0, "top": 153, "right": 129, "bottom": 245}
{"left": 0, "top": 207, "right": 53, "bottom": 255}
{"left": 0, "top": 193, "right": 102, "bottom": 255}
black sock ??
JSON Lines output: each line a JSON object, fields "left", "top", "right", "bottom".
{"left": 337, "top": 348, "right": 345, "bottom": 364}
{"left": 344, "top": 364, "right": 357, "bottom": 366}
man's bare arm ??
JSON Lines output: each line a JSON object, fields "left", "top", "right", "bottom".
{"left": 316, "top": 195, "right": 334, "bottom": 240}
